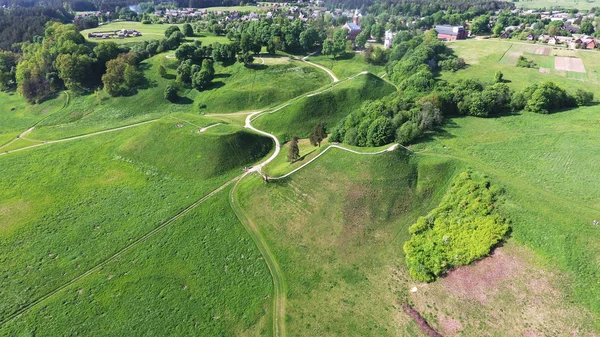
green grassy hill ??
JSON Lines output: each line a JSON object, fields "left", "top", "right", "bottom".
{"left": 0, "top": 116, "right": 272, "bottom": 335}
{"left": 253, "top": 72, "right": 396, "bottom": 142}
{"left": 237, "top": 142, "right": 600, "bottom": 336}
{"left": 26, "top": 54, "right": 328, "bottom": 141}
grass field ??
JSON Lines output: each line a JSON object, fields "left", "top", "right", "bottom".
{"left": 80, "top": 22, "right": 229, "bottom": 45}
{"left": 236, "top": 142, "right": 600, "bottom": 335}
{"left": 307, "top": 53, "right": 387, "bottom": 80}
{"left": 1, "top": 186, "right": 272, "bottom": 337}
{"left": 0, "top": 116, "right": 273, "bottom": 332}
{"left": 443, "top": 40, "right": 600, "bottom": 92}
{"left": 509, "top": 0, "right": 599, "bottom": 10}
{"left": 253, "top": 72, "right": 396, "bottom": 142}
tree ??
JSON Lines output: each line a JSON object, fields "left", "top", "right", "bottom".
{"left": 236, "top": 52, "right": 254, "bottom": 66}
{"left": 494, "top": 71, "right": 504, "bottom": 83}
{"left": 367, "top": 117, "right": 394, "bottom": 146}
{"left": 309, "top": 122, "right": 326, "bottom": 147}
{"left": 580, "top": 20, "right": 595, "bottom": 35}
{"left": 322, "top": 39, "right": 334, "bottom": 57}
{"left": 182, "top": 23, "right": 194, "bottom": 37}
{"left": 192, "top": 70, "right": 212, "bottom": 91}
{"left": 470, "top": 15, "right": 490, "bottom": 34}
{"left": 175, "top": 44, "right": 196, "bottom": 62}
{"left": 574, "top": 89, "right": 594, "bottom": 106}
{"left": 102, "top": 52, "right": 143, "bottom": 96}
{"left": 332, "top": 29, "right": 348, "bottom": 57}
{"left": 164, "top": 85, "right": 177, "bottom": 102}
{"left": 396, "top": 121, "right": 421, "bottom": 144}
{"left": 355, "top": 31, "right": 369, "bottom": 49}
{"left": 55, "top": 53, "right": 94, "bottom": 92}
{"left": 176, "top": 59, "right": 193, "bottom": 84}
{"left": 287, "top": 136, "right": 300, "bottom": 162}
{"left": 158, "top": 64, "right": 167, "bottom": 78}
{"left": 492, "top": 23, "right": 504, "bottom": 37}
{"left": 165, "top": 25, "right": 181, "bottom": 38}
{"left": 0, "top": 51, "right": 18, "bottom": 91}
{"left": 93, "top": 41, "right": 121, "bottom": 65}
{"left": 299, "top": 27, "right": 321, "bottom": 52}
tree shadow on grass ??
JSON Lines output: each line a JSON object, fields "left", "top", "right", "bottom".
{"left": 248, "top": 63, "right": 267, "bottom": 70}
{"left": 175, "top": 97, "right": 194, "bottom": 104}
{"left": 214, "top": 73, "right": 231, "bottom": 79}
{"left": 206, "top": 81, "right": 225, "bottom": 91}
{"left": 162, "top": 74, "right": 176, "bottom": 80}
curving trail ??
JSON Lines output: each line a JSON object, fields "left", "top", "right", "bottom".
{"left": 0, "top": 176, "right": 241, "bottom": 326}
{"left": 300, "top": 52, "right": 339, "bottom": 82}
{"left": 269, "top": 143, "right": 399, "bottom": 181}
{"left": 0, "top": 120, "right": 158, "bottom": 157}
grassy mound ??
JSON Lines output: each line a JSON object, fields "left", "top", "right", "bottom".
{"left": 254, "top": 72, "right": 396, "bottom": 142}
{"left": 403, "top": 171, "right": 509, "bottom": 282}
{"left": 193, "top": 60, "right": 330, "bottom": 114}
{"left": 0, "top": 118, "right": 270, "bottom": 325}
{"left": 236, "top": 149, "right": 458, "bottom": 336}
{"left": 118, "top": 118, "right": 272, "bottom": 179}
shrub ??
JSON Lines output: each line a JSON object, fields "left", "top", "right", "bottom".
{"left": 574, "top": 89, "right": 594, "bottom": 106}
{"left": 516, "top": 55, "right": 535, "bottom": 68}
{"left": 164, "top": 85, "right": 177, "bottom": 102}
{"left": 403, "top": 171, "right": 510, "bottom": 282}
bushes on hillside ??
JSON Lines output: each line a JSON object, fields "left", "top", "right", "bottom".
{"left": 511, "top": 81, "right": 580, "bottom": 114}
{"left": 516, "top": 56, "right": 535, "bottom": 68}
{"left": 164, "top": 85, "right": 177, "bottom": 102}
{"left": 403, "top": 171, "right": 510, "bottom": 282}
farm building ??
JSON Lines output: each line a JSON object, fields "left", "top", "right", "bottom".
{"left": 434, "top": 25, "right": 467, "bottom": 41}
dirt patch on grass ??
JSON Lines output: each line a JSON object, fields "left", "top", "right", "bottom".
{"left": 539, "top": 68, "right": 551, "bottom": 74}
{"left": 555, "top": 57, "right": 586, "bottom": 73}
{"left": 442, "top": 247, "right": 521, "bottom": 304}
{"left": 533, "top": 48, "right": 551, "bottom": 55}
{"left": 0, "top": 199, "right": 32, "bottom": 232}
{"left": 438, "top": 314, "right": 462, "bottom": 335}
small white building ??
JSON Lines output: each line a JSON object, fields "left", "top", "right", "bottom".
{"left": 384, "top": 29, "right": 395, "bottom": 48}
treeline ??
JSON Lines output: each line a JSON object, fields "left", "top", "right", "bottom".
{"left": 0, "top": 7, "right": 73, "bottom": 52}
{"left": 330, "top": 31, "right": 593, "bottom": 147}
{"left": 2, "top": 22, "right": 189, "bottom": 103}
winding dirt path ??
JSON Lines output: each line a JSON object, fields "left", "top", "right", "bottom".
{"left": 0, "top": 120, "right": 158, "bottom": 157}
{"left": 300, "top": 52, "right": 339, "bottom": 82}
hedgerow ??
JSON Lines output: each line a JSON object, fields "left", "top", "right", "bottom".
{"left": 403, "top": 171, "right": 510, "bottom": 282}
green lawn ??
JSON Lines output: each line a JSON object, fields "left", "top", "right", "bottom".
{"left": 508, "top": 0, "right": 598, "bottom": 10}
{"left": 442, "top": 40, "right": 600, "bottom": 92}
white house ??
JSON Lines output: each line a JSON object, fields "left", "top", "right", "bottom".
{"left": 384, "top": 29, "right": 395, "bottom": 48}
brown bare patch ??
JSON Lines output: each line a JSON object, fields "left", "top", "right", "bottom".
{"left": 438, "top": 313, "right": 462, "bottom": 335}
{"left": 539, "top": 68, "right": 551, "bottom": 74}
{"left": 341, "top": 184, "right": 376, "bottom": 244}
{"left": 555, "top": 57, "right": 586, "bottom": 73}
{"left": 441, "top": 248, "right": 521, "bottom": 304}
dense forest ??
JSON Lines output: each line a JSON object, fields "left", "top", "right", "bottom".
{"left": 0, "top": 7, "right": 73, "bottom": 52}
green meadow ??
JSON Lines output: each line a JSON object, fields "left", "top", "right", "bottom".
{"left": 254, "top": 72, "right": 395, "bottom": 142}
{"left": 3, "top": 29, "right": 600, "bottom": 337}
{"left": 81, "top": 22, "right": 230, "bottom": 45}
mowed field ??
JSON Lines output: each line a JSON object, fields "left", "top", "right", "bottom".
{"left": 508, "top": 0, "right": 599, "bottom": 10}
{"left": 442, "top": 40, "right": 600, "bottom": 90}
{"left": 80, "top": 22, "right": 229, "bottom": 45}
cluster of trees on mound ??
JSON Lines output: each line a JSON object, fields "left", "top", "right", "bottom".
{"left": 0, "top": 6, "right": 73, "bottom": 52}
{"left": 403, "top": 171, "right": 510, "bottom": 282}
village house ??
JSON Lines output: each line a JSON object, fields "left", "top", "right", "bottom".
{"left": 384, "top": 29, "right": 395, "bottom": 48}
{"left": 434, "top": 25, "right": 467, "bottom": 41}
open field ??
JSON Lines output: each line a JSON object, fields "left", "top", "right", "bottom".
{"left": 508, "top": 0, "right": 599, "bottom": 10}
{"left": 443, "top": 40, "right": 600, "bottom": 91}
{"left": 0, "top": 116, "right": 272, "bottom": 330}
{"left": 0, "top": 186, "right": 272, "bottom": 337}
{"left": 80, "top": 22, "right": 229, "bottom": 45}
